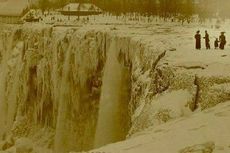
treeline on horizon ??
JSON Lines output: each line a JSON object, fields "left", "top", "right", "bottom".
{"left": 37, "top": 0, "right": 230, "bottom": 21}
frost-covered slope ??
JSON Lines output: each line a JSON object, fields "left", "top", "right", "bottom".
{"left": 92, "top": 101, "right": 230, "bottom": 153}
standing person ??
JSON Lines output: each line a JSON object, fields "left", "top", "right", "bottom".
{"left": 219, "top": 32, "right": 226, "bottom": 50}
{"left": 214, "top": 38, "right": 219, "bottom": 49}
{"left": 195, "top": 30, "right": 201, "bottom": 50}
{"left": 203, "top": 30, "right": 210, "bottom": 49}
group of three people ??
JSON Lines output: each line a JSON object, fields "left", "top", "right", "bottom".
{"left": 195, "top": 30, "right": 226, "bottom": 50}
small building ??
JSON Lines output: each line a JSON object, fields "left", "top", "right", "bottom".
{"left": 59, "top": 3, "right": 102, "bottom": 16}
{"left": 0, "top": 0, "right": 29, "bottom": 24}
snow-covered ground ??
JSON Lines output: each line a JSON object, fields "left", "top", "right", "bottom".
{"left": 92, "top": 101, "right": 230, "bottom": 153}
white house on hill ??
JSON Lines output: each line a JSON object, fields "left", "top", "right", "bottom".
{"left": 0, "top": 0, "right": 30, "bottom": 24}
{"left": 60, "top": 3, "right": 102, "bottom": 16}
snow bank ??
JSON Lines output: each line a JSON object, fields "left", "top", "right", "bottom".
{"left": 92, "top": 101, "right": 230, "bottom": 153}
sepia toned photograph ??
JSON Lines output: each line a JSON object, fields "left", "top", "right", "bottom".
{"left": 0, "top": 0, "right": 229, "bottom": 153}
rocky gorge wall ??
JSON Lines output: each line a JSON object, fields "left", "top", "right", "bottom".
{"left": 0, "top": 24, "right": 230, "bottom": 153}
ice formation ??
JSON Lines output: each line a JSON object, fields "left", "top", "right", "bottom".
{"left": 0, "top": 24, "right": 133, "bottom": 153}
{"left": 94, "top": 38, "right": 131, "bottom": 148}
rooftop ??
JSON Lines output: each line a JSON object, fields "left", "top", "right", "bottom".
{"left": 62, "top": 3, "right": 102, "bottom": 12}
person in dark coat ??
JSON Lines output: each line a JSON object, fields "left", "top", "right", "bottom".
{"left": 214, "top": 38, "right": 219, "bottom": 49}
{"left": 195, "top": 30, "right": 201, "bottom": 50}
{"left": 219, "top": 32, "right": 226, "bottom": 50}
{"left": 203, "top": 30, "right": 210, "bottom": 49}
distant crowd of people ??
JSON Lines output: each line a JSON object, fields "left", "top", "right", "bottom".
{"left": 195, "top": 30, "right": 226, "bottom": 50}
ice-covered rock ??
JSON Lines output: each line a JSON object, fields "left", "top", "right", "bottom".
{"left": 15, "top": 138, "right": 33, "bottom": 153}
{"left": 129, "top": 89, "right": 192, "bottom": 135}
{"left": 179, "top": 141, "right": 215, "bottom": 153}
{"left": 0, "top": 134, "right": 14, "bottom": 151}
